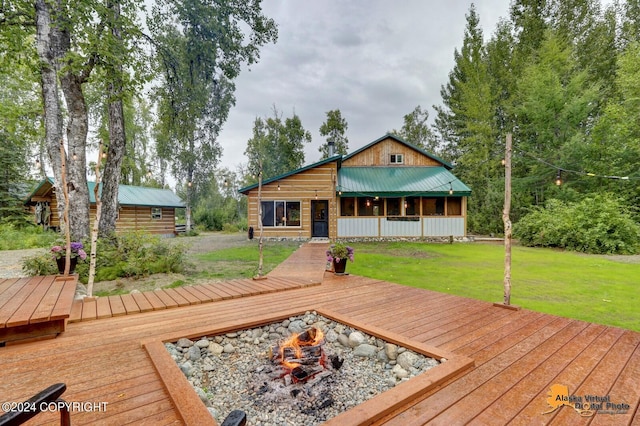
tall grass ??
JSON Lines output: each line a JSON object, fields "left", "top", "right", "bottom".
{"left": 0, "top": 224, "right": 59, "bottom": 250}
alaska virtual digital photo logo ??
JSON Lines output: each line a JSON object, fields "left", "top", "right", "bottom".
{"left": 543, "top": 384, "right": 630, "bottom": 417}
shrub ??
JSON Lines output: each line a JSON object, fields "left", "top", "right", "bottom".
{"left": 21, "top": 232, "right": 188, "bottom": 281}
{"left": 222, "top": 223, "right": 240, "bottom": 233}
{"left": 515, "top": 194, "right": 640, "bottom": 254}
{"left": 0, "top": 223, "right": 59, "bottom": 250}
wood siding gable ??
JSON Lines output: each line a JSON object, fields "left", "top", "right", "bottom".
{"left": 342, "top": 136, "right": 443, "bottom": 167}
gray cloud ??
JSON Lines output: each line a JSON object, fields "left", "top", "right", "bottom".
{"left": 217, "top": 0, "right": 512, "bottom": 170}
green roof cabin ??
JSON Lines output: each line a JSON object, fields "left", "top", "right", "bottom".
{"left": 239, "top": 134, "right": 471, "bottom": 240}
{"left": 25, "top": 178, "right": 185, "bottom": 237}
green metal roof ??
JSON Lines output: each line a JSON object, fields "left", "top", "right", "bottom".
{"left": 25, "top": 178, "right": 185, "bottom": 208}
{"left": 87, "top": 182, "right": 185, "bottom": 207}
{"left": 338, "top": 167, "right": 471, "bottom": 197}
{"left": 342, "top": 133, "right": 453, "bottom": 169}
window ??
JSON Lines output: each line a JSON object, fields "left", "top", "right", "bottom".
{"left": 422, "top": 198, "right": 445, "bottom": 215}
{"left": 357, "top": 197, "right": 384, "bottom": 216}
{"left": 387, "top": 198, "right": 401, "bottom": 216}
{"left": 340, "top": 197, "right": 355, "bottom": 216}
{"left": 448, "top": 198, "right": 462, "bottom": 216}
{"left": 390, "top": 154, "right": 404, "bottom": 164}
{"left": 261, "top": 201, "right": 301, "bottom": 226}
{"left": 151, "top": 207, "right": 162, "bottom": 220}
{"left": 405, "top": 197, "right": 420, "bottom": 216}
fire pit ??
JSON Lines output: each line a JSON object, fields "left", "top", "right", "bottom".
{"left": 165, "top": 312, "right": 440, "bottom": 425}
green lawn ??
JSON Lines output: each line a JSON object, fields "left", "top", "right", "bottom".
{"left": 194, "top": 241, "right": 301, "bottom": 279}
{"left": 346, "top": 241, "right": 640, "bottom": 332}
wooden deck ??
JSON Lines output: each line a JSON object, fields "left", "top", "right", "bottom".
{"left": 0, "top": 275, "right": 76, "bottom": 345}
{"left": 1, "top": 243, "right": 639, "bottom": 425}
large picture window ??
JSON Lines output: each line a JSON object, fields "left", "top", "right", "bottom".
{"left": 261, "top": 201, "right": 301, "bottom": 226}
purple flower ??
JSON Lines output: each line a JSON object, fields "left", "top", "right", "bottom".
{"left": 51, "top": 242, "right": 87, "bottom": 261}
{"left": 326, "top": 243, "right": 354, "bottom": 263}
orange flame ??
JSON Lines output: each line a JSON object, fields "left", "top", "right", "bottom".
{"left": 279, "top": 328, "right": 324, "bottom": 370}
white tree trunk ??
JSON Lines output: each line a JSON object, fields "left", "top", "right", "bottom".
{"left": 503, "top": 133, "right": 513, "bottom": 305}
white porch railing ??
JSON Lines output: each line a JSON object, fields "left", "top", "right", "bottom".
{"left": 337, "top": 217, "right": 465, "bottom": 238}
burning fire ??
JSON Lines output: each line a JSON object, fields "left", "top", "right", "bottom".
{"left": 278, "top": 327, "right": 325, "bottom": 370}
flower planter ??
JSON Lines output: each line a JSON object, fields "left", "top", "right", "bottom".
{"left": 56, "top": 257, "right": 78, "bottom": 275}
{"left": 333, "top": 259, "right": 347, "bottom": 275}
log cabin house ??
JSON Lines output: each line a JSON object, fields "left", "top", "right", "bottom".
{"left": 239, "top": 134, "right": 471, "bottom": 240}
{"left": 25, "top": 178, "right": 185, "bottom": 237}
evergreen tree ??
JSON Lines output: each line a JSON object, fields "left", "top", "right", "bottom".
{"left": 318, "top": 109, "right": 349, "bottom": 159}
{"left": 392, "top": 106, "right": 438, "bottom": 153}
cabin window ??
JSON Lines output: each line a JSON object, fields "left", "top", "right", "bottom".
{"left": 151, "top": 207, "right": 162, "bottom": 220}
{"left": 357, "top": 197, "right": 384, "bottom": 216}
{"left": 390, "top": 154, "right": 404, "bottom": 164}
{"left": 261, "top": 200, "right": 301, "bottom": 227}
{"left": 387, "top": 198, "right": 401, "bottom": 216}
{"left": 405, "top": 197, "right": 420, "bottom": 215}
{"left": 422, "top": 198, "right": 445, "bottom": 216}
{"left": 448, "top": 197, "right": 462, "bottom": 216}
{"left": 340, "top": 197, "right": 355, "bottom": 216}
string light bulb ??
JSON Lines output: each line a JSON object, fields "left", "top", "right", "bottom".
{"left": 449, "top": 183, "right": 454, "bottom": 195}
{"left": 72, "top": 151, "right": 77, "bottom": 161}
{"left": 188, "top": 181, "right": 192, "bottom": 187}
{"left": 35, "top": 158, "right": 40, "bottom": 167}
{"left": 277, "top": 183, "right": 280, "bottom": 190}
{"left": 101, "top": 152, "right": 107, "bottom": 159}
{"left": 315, "top": 190, "right": 318, "bottom": 200}
{"left": 555, "top": 170, "right": 563, "bottom": 186}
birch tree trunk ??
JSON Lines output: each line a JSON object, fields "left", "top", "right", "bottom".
{"left": 35, "top": 0, "right": 91, "bottom": 241}
{"left": 99, "top": 0, "right": 127, "bottom": 237}
{"left": 87, "top": 144, "right": 104, "bottom": 297}
{"left": 60, "top": 71, "right": 91, "bottom": 240}
{"left": 35, "top": 0, "right": 65, "bottom": 231}
{"left": 503, "top": 133, "right": 513, "bottom": 305}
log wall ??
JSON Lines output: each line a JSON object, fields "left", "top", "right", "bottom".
{"left": 246, "top": 163, "right": 338, "bottom": 239}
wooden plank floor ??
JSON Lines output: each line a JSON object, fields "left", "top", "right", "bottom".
{"left": 1, "top": 244, "right": 639, "bottom": 425}
{"left": 0, "top": 275, "right": 77, "bottom": 345}
{"left": 68, "top": 276, "right": 317, "bottom": 323}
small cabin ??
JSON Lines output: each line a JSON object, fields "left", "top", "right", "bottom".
{"left": 25, "top": 178, "right": 185, "bottom": 237}
{"left": 239, "top": 134, "right": 471, "bottom": 240}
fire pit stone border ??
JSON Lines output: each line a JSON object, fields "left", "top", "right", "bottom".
{"left": 143, "top": 308, "right": 474, "bottom": 426}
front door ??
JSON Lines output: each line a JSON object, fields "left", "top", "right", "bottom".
{"left": 311, "top": 200, "right": 329, "bottom": 237}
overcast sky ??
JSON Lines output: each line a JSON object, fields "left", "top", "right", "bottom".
{"left": 216, "top": 0, "right": 512, "bottom": 171}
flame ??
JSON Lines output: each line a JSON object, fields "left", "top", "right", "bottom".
{"left": 279, "top": 328, "right": 324, "bottom": 370}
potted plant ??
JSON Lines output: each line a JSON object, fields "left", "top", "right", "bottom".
{"left": 326, "top": 242, "right": 354, "bottom": 275}
{"left": 51, "top": 241, "right": 87, "bottom": 274}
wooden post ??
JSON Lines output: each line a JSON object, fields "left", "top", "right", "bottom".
{"left": 59, "top": 140, "right": 71, "bottom": 276}
{"left": 86, "top": 143, "right": 104, "bottom": 297}
{"left": 256, "top": 160, "right": 265, "bottom": 279}
{"left": 503, "top": 133, "right": 512, "bottom": 305}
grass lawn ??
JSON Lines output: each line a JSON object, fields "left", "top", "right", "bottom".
{"left": 193, "top": 241, "right": 301, "bottom": 280}
{"left": 345, "top": 241, "right": 640, "bottom": 332}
